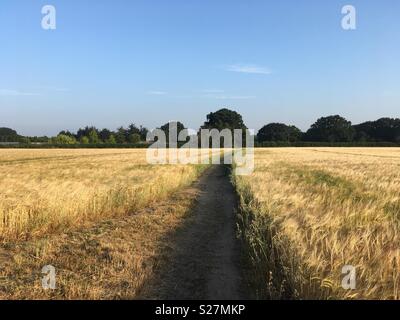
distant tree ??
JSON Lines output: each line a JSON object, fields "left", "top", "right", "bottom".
{"left": 304, "top": 115, "right": 355, "bottom": 142}
{"left": 353, "top": 118, "right": 400, "bottom": 142}
{"left": 160, "top": 121, "right": 186, "bottom": 143}
{"left": 128, "top": 133, "right": 141, "bottom": 144}
{"left": 99, "top": 128, "right": 112, "bottom": 142}
{"left": 0, "top": 127, "right": 20, "bottom": 142}
{"left": 80, "top": 136, "right": 90, "bottom": 144}
{"left": 106, "top": 134, "right": 117, "bottom": 144}
{"left": 76, "top": 126, "right": 99, "bottom": 140}
{"left": 257, "top": 123, "right": 303, "bottom": 142}
{"left": 353, "top": 130, "right": 370, "bottom": 142}
{"left": 88, "top": 129, "right": 100, "bottom": 144}
{"left": 200, "top": 108, "right": 248, "bottom": 146}
{"left": 76, "top": 127, "right": 90, "bottom": 140}
{"left": 127, "top": 123, "right": 141, "bottom": 135}
{"left": 115, "top": 127, "right": 126, "bottom": 144}
{"left": 0, "top": 127, "right": 17, "bottom": 136}
{"left": 29, "top": 136, "right": 49, "bottom": 143}
{"left": 139, "top": 126, "right": 149, "bottom": 141}
{"left": 19, "top": 136, "right": 31, "bottom": 144}
{"left": 201, "top": 108, "right": 247, "bottom": 131}
{"left": 58, "top": 130, "right": 75, "bottom": 138}
{"left": 53, "top": 134, "right": 77, "bottom": 144}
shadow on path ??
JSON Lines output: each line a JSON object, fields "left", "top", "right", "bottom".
{"left": 142, "top": 165, "right": 247, "bottom": 300}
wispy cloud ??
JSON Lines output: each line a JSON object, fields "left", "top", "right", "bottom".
{"left": 214, "top": 95, "right": 256, "bottom": 100}
{"left": 35, "top": 86, "right": 70, "bottom": 92}
{"left": 0, "top": 89, "right": 40, "bottom": 96}
{"left": 203, "top": 93, "right": 256, "bottom": 100}
{"left": 147, "top": 91, "right": 167, "bottom": 95}
{"left": 225, "top": 64, "right": 271, "bottom": 75}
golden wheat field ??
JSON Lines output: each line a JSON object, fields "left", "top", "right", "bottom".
{"left": 0, "top": 149, "right": 210, "bottom": 241}
{"left": 234, "top": 148, "right": 400, "bottom": 300}
{"left": 2, "top": 147, "right": 400, "bottom": 300}
{"left": 0, "top": 149, "right": 223, "bottom": 299}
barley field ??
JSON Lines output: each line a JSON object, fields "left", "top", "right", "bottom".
{"left": 2, "top": 147, "right": 400, "bottom": 299}
{"left": 0, "top": 149, "right": 220, "bottom": 299}
{"left": 0, "top": 149, "right": 209, "bottom": 241}
{"left": 234, "top": 148, "right": 400, "bottom": 300}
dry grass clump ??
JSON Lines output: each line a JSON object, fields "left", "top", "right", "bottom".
{"left": 0, "top": 149, "right": 208, "bottom": 240}
{"left": 234, "top": 148, "right": 400, "bottom": 300}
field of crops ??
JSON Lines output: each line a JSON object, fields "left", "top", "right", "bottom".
{"left": 1, "top": 147, "right": 399, "bottom": 299}
{"left": 234, "top": 148, "right": 400, "bottom": 299}
{"left": 0, "top": 149, "right": 209, "bottom": 241}
{"left": 0, "top": 149, "right": 215, "bottom": 299}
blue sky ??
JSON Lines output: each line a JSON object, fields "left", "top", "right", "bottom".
{"left": 0, "top": 0, "right": 399, "bottom": 136}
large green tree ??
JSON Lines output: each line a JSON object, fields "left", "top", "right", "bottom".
{"left": 53, "top": 134, "right": 77, "bottom": 144}
{"left": 257, "top": 123, "right": 303, "bottom": 142}
{"left": 0, "top": 127, "right": 20, "bottom": 142}
{"left": 305, "top": 115, "right": 355, "bottom": 142}
{"left": 353, "top": 118, "right": 400, "bottom": 142}
{"left": 199, "top": 108, "right": 248, "bottom": 147}
{"left": 201, "top": 108, "right": 247, "bottom": 131}
{"left": 160, "top": 121, "right": 186, "bottom": 143}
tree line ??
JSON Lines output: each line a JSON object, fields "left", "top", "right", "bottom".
{"left": 257, "top": 115, "right": 400, "bottom": 143}
{"left": 56, "top": 124, "right": 149, "bottom": 145}
{"left": 1, "top": 109, "right": 400, "bottom": 146}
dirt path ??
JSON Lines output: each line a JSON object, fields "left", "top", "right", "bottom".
{"left": 145, "top": 165, "right": 246, "bottom": 300}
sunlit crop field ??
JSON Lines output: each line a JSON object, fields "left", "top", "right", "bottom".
{"left": 0, "top": 149, "right": 208, "bottom": 241}
{"left": 234, "top": 148, "right": 400, "bottom": 300}
{"left": 3, "top": 147, "right": 400, "bottom": 299}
